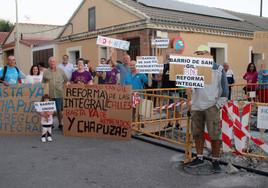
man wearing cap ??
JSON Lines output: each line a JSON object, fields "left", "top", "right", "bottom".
{"left": 187, "top": 45, "right": 229, "bottom": 172}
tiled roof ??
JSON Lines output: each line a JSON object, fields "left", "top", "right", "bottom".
{"left": 119, "top": 0, "right": 265, "bottom": 33}
{"left": 0, "top": 32, "right": 9, "bottom": 45}
{"left": 3, "top": 38, "right": 54, "bottom": 49}
{"left": 224, "top": 10, "right": 268, "bottom": 31}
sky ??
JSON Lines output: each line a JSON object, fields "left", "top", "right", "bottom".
{"left": 0, "top": 0, "right": 267, "bottom": 25}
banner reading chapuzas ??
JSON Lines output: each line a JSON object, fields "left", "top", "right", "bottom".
{"left": 0, "top": 84, "right": 48, "bottom": 135}
{"left": 63, "top": 84, "right": 132, "bottom": 140}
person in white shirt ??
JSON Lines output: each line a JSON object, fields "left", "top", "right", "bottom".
{"left": 223, "top": 63, "right": 235, "bottom": 100}
{"left": 58, "top": 54, "right": 74, "bottom": 81}
{"left": 24, "top": 65, "right": 43, "bottom": 84}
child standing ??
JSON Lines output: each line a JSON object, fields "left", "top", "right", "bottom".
{"left": 40, "top": 94, "right": 55, "bottom": 143}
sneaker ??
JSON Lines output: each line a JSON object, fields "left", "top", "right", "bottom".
{"left": 58, "top": 124, "right": 63, "bottom": 130}
{"left": 212, "top": 160, "right": 222, "bottom": 173}
{"left": 187, "top": 157, "right": 204, "bottom": 167}
{"left": 41, "top": 137, "right": 46, "bottom": 143}
{"left": 47, "top": 137, "right": 53, "bottom": 142}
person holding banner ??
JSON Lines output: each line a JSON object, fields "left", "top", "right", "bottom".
{"left": 96, "top": 58, "right": 107, "bottom": 84}
{"left": 39, "top": 94, "right": 55, "bottom": 143}
{"left": 129, "top": 60, "right": 148, "bottom": 90}
{"left": 188, "top": 45, "right": 229, "bottom": 172}
{"left": 104, "top": 59, "right": 120, "bottom": 84}
{"left": 43, "top": 57, "right": 68, "bottom": 130}
{"left": 24, "top": 65, "right": 43, "bottom": 84}
{"left": 111, "top": 53, "right": 132, "bottom": 85}
{"left": 0, "top": 55, "right": 26, "bottom": 86}
{"left": 70, "top": 58, "right": 93, "bottom": 85}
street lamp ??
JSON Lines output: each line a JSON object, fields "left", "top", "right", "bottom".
{"left": 260, "top": 0, "right": 263, "bottom": 17}
{"left": 15, "top": 0, "right": 20, "bottom": 68}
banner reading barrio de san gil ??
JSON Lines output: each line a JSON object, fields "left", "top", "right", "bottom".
{"left": 63, "top": 84, "right": 132, "bottom": 140}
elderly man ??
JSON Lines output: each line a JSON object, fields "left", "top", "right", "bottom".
{"left": 43, "top": 56, "right": 68, "bottom": 130}
{"left": 58, "top": 54, "right": 74, "bottom": 81}
{"left": 0, "top": 55, "right": 25, "bottom": 86}
{"left": 111, "top": 53, "right": 132, "bottom": 85}
{"left": 187, "top": 45, "right": 229, "bottom": 172}
{"left": 223, "top": 62, "right": 235, "bottom": 100}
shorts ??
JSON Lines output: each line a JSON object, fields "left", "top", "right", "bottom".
{"left": 191, "top": 105, "right": 221, "bottom": 140}
{"left": 53, "top": 98, "right": 63, "bottom": 112}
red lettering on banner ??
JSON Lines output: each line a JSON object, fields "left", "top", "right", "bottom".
{"left": 87, "top": 109, "right": 107, "bottom": 119}
{"left": 65, "top": 109, "right": 86, "bottom": 116}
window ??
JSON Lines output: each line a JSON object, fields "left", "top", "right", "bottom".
{"left": 88, "top": 7, "right": 96, "bottom": 31}
{"left": 127, "top": 38, "right": 140, "bottom": 60}
{"left": 33, "top": 48, "right": 53, "bottom": 67}
{"left": 67, "top": 46, "right": 82, "bottom": 64}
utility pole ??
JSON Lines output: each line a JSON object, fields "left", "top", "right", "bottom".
{"left": 15, "top": 0, "right": 20, "bottom": 68}
{"left": 260, "top": 0, "right": 263, "bottom": 17}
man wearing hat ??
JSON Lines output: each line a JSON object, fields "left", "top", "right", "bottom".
{"left": 187, "top": 45, "right": 229, "bottom": 172}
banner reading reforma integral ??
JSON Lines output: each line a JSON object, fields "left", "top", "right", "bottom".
{"left": 63, "top": 84, "right": 132, "bottom": 140}
{"left": 0, "top": 84, "right": 48, "bottom": 135}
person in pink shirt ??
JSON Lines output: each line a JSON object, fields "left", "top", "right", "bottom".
{"left": 243, "top": 63, "right": 258, "bottom": 93}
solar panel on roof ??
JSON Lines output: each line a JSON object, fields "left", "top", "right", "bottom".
{"left": 137, "top": 0, "right": 243, "bottom": 21}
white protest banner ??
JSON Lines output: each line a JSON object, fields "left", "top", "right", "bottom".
{"left": 96, "top": 64, "right": 112, "bottom": 72}
{"left": 136, "top": 56, "right": 164, "bottom": 74}
{"left": 34, "top": 101, "right": 56, "bottom": 112}
{"left": 97, "top": 36, "right": 130, "bottom": 51}
{"left": 176, "top": 74, "right": 204, "bottom": 88}
{"left": 257, "top": 106, "right": 268, "bottom": 129}
{"left": 169, "top": 55, "right": 213, "bottom": 68}
{"left": 151, "top": 38, "right": 170, "bottom": 48}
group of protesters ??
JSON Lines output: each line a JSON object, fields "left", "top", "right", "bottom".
{"left": 1, "top": 44, "right": 268, "bottom": 172}
{"left": 223, "top": 61, "right": 268, "bottom": 102}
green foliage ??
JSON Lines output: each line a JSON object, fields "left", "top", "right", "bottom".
{"left": 0, "top": 19, "right": 13, "bottom": 32}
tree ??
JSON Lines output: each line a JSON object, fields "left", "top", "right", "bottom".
{"left": 0, "top": 19, "right": 13, "bottom": 32}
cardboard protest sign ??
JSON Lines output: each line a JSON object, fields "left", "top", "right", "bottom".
{"left": 151, "top": 38, "right": 170, "bottom": 48}
{"left": 96, "top": 64, "right": 112, "bottom": 72}
{"left": 136, "top": 56, "right": 164, "bottom": 74}
{"left": 97, "top": 36, "right": 130, "bottom": 51}
{"left": 257, "top": 106, "right": 268, "bottom": 129}
{"left": 34, "top": 101, "right": 56, "bottom": 112}
{"left": 169, "top": 55, "right": 212, "bottom": 85}
{"left": 0, "top": 84, "right": 48, "bottom": 135}
{"left": 63, "top": 84, "right": 132, "bottom": 140}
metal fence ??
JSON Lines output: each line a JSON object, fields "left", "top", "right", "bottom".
{"left": 132, "top": 85, "right": 268, "bottom": 163}
{"left": 132, "top": 88, "right": 193, "bottom": 163}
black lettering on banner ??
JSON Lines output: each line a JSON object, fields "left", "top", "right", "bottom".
{"left": 72, "top": 120, "right": 129, "bottom": 138}
{"left": 96, "top": 123, "right": 102, "bottom": 133}
{"left": 68, "top": 117, "right": 76, "bottom": 131}
{"left": 77, "top": 121, "right": 84, "bottom": 133}
{"left": 110, "top": 126, "right": 116, "bottom": 135}
{"left": 121, "top": 128, "right": 128, "bottom": 137}
{"left": 115, "top": 126, "right": 121, "bottom": 136}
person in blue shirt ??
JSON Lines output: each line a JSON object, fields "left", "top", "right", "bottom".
{"left": 0, "top": 55, "right": 25, "bottom": 86}
{"left": 111, "top": 53, "right": 132, "bottom": 85}
{"left": 129, "top": 60, "right": 148, "bottom": 90}
{"left": 258, "top": 64, "right": 268, "bottom": 103}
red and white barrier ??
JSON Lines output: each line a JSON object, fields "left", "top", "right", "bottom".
{"left": 203, "top": 101, "right": 268, "bottom": 155}
{"left": 221, "top": 103, "right": 233, "bottom": 152}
